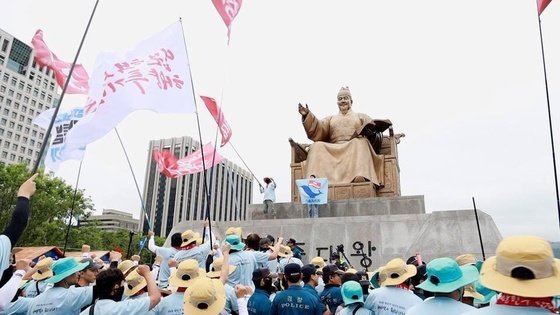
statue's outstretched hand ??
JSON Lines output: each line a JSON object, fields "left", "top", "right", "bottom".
{"left": 298, "top": 103, "right": 309, "bottom": 116}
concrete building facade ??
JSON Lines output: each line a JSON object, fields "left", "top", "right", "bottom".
{"left": 141, "top": 136, "right": 253, "bottom": 237}
{"left": 0, "top": 28, "right": 58, "bottom": 167}
{"left": 82, "top": 208, "right": 139, "bottom": 232}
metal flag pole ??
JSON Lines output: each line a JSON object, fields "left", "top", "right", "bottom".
{"left": 32, "top": 0, "right": 100, "bottom": 174}
{"left": 178, "top": 18, "right": 213, "bottom": 250}
{"left": 536, "top": 6, "right": 560, "bottom": 230}
{"left": 62, "top": 159, "right": 84, "bottom": 256}
{"left": 114, "top": 128, "right": 153, "bottom": 232}
{"left": 472, "top": 197, "right": 486, "bottom": 260}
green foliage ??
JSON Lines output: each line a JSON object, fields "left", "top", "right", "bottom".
{"left": 0, "top": 163, "right": 164, "bottom": 263}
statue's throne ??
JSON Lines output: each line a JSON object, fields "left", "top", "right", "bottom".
{"left": 290, "top": 127, "right": 404, "bottom": 202}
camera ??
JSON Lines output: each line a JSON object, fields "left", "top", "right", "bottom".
{"left": 336, "top": 244, "right": 344, "bottom": 253}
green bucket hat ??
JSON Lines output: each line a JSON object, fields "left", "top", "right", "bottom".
{"left": 45, "top": 257, "right": 89, "bottom": 284}
{"left": 473, "top": 280, "right": 497, "bottom": 304}
{"left": 341, "top": 280, "right": 364, "bottom": 306}
{"left": 225, "top": 235, "right": 245, "bottom": 251}
{"left": 417, "top": 257, "right": 479, "bottom": 293}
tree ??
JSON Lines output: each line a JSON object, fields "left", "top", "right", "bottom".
{"left": 0, "top": 163, "right": 94, "bottom": 247}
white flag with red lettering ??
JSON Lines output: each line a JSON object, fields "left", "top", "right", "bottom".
{"left": 153, "top": 143, "right": 224, "bottom": 178}
{"left": 65, "top": 21, "right": 195, "bottom": 151}
{"left": 212, "top": 0, "right": 243, "bottom": 44}
{"left": 31, "top": 30, "right": 90, "bottom": 94}
{"left": 200, "top": 96, "right": 232, "bottom": 147}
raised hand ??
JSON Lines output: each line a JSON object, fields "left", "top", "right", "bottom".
{"left": 298, "top": 103, "right": 309, "bottom": 116}
{"left": 18, "top": 173, "right": 38, "bottom": 199}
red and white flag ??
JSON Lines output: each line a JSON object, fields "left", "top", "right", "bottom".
{"left": 538, "top": 0, "right": 552, "bottom": 15}
{"left": 153, "top": 143, "right": 224, "bottom": 178}
{"left": 200, "top": 96, "right": 232, "bottom": 147}
{"left": 31, "top": 30, "right": 90, "bottom": 94}
{"left": 212, "top": 0, "right": 243, "bottom": 44}
{"left": 65, "top": 21, "right": 196, "bottom": 151}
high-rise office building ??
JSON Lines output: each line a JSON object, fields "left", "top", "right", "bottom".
{"left": 0, "top": 28, "right": 58, "bottom": 167}
{"left": 141, "top": 136, "right": 253, "bottom": 237}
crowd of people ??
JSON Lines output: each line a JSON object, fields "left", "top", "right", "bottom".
{"left": 0, "top": 175, "right": 559, "bottom": 314}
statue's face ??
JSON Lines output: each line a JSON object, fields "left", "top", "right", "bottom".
{"left": 337, "top": 92, "right": 352, "bottom": 115}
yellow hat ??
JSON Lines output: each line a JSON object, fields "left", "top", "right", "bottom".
{"left": 456, "top": 254, "right": 477, "bottom": 266}
{"left": 225, "top": 227, "right": 242, "bottom": 237}
{"left": 206, "top": 257, "right": 236, "bottom": 278}
{"left": 311, "top": 257, "right": 325, "bottom": 270}
{"left": 124, "top": 270, "right": 147, "bottom": 296}
{"left": 480, "top": 235, "right": 560, "bottom": 298}
{"left": 380, "top": 258, "right": 417, "bottom": 286}
{"left": 181, "top": 230, "right": 200, "bottom": 247}
{"left": 183, "top": 277, "right": 226, "bottom": 315}
{"left": 117, "top": 260, "right": 137, "bottom": 277}
{"left": 463, "top": 283, "right": 484, "bottom": 300}
{"left": 169, "top": 259, "right": 206, "bottom": 288}
{"left": 345, "top": 268, "right": 358, "bottom": 274}
{"left": 32, "top": 257, "right": 54, "bottom": 281}
{"left": 278, "top": 245, "right": 293, "bottom": 258}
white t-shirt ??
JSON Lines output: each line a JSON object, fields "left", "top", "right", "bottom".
{"left": 174, "top": 242, "right": 211, "bottom": 268}
{"left": 364, "top": 286, "right": 422, "bottom": 315}
{"left": 463, "top": 304, "right": 554, "bottom": 315}
{"left": 0, "top": 235, "right": 11, "bottom": 273}
{"left": 80, "top": 297, "right": 150, "bottom": 315}
{"left": 278, "top": 257, "right": 303, "bottom": 273}
{"left": 26, "top": 286, "right": 93, "bottom": 315}
{"left": 149, "top": 291, "right": 183, "bottom": 314}
{"left": 0, "top": 297, "right": 32, "bottom": 315}
{"left": 406, "top": 296, "right": 475, "bottom": 315}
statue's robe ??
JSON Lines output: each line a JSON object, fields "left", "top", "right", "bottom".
{"left": 302, "top": 109, "right": 385, "bottom": 186}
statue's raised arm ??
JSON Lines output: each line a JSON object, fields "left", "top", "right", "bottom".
{"left": 297, "top": 86, "right": 391, "bottom": 187}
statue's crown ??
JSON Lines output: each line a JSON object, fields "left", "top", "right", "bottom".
{"left": 338, "top": 86, "right": 351, "bottom": 97}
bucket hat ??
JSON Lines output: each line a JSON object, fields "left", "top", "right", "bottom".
{"left": 225, "top": 235, "right": 245, "bottom": 251}
{"left": 225, "top": 227, "right": 242, "bottom": 237}
{"left": 341, "top": 280, "right": 364, "bottom": 305}
{"left": 181, "top": 230, "right": 201, "bottom": 247}
{"left": 32, "top": 257, "right": 54, "bottom": 281}
{"left": 117, "top": 260, "right": 137, "bottom": 277}
{"left": 278, "top": 245, "right": 293, "bottom": 258}
{"left": 456, "top": 254, "right": 483, "bottom": 271}
{"left": 480, "top": 235, "right": 560, "bottom": 298}
{"left": 206, "top": 257, "right": 236, "bottom": 278}
{"left": 183, "top": 277, "right": 226, "bottom": 315}
{"left": 45, "top": 257, "right": 89, "bottom": 284}
{"left": 124, "top": 270, "right": 147, "bottom": 296}
{"left": 170, "top": 259, "right": 206, "bottom": 288}
{"left": 311, "top": 257, "right": 325, "bottom": 271}
{"left": 380, "top": 258, "right": 417, "bottom": 286}
{"left": 417, "top": 257, "right": 479, "bottom": 293}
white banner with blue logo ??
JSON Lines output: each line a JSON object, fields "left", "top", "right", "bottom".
{"left": 296, "top": 178, "right": 328, "bottom": 204}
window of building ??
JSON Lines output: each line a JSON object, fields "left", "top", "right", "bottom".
{"left": 22, "top": 136, "right": 27, "bottom": 143}
{"left": 2, "top": 109, "right": 8, "bottom": 115}
{"left": 6, "top": 99, "right": 12, "bottom": 106}
{"left": 31, "top": 100, "right": 36, "bottom": 107}
{"left": 29, "top": 109, "right": 34, "bottom": 116}
{"left": 10, "top": 112, "right": 16, "bottom": 119}
{"left": 12, "top": 102, "right": 17, "bottom": 109}
{"left": 31, "top": 130, "right": 36, "bottom": 136}
{"left": 16, "top": 124, "right": 22, "bottom": 131}
{"left": 26, "top": 118, "right": 31, "bottom": 124}
{"left": 12, "top": 143, "right": 17, "bottom": 150}
{"left": 19, "top": 146, "right": 25, "bottom": 153}
{"left": 0, "top": 128, "right": 3, "bottom": 136}
{"left": 0, "top": 118, "right": 5, "bottom": 125}
{"left": 10, "top": 78, "right": 16, "bottom": 87}
{"left": 7, "top": 89, "right": 13, "bottom": 96}
{"left": 0, "top": 85, "right": 5, "bottom": 92}
{"left": 9, "top": 154, "right": 15, "bottom": 161}
{"left": 1, "top": 39, "right": 9, "bottom": 53}
{"left": 40, "top": 91, "right": 45, "bottom": 100}
{"left": 15, "top": 93, "right": 21, "bottom": 100}
{"left": 18, "top": 115, "right": 24, "bottom": 122}
{"left": 29, "top": 139, "right": 35, "bottom": 146}
{"left": 6, "top": 131, "right": 12, "bottom": 138}
{"left": 23, "top": 96, "right": 28, "bottom": 103}
{"left": 18, "top": 81, "right": 23, "bottom": 90}
{"left": 0, "top": 55, "right": 4, "bottom": 66}
{"left": 21, "top": 105, "right": 26, "bottom": 113}
{"left": 1, "top": 152, "right": 6, "bottom": 158}
{"left": 27, "top": 148, "right": 32, "bottom": 155}
{"left": 14, "top": 134, "right": 19, "bottom": 141}
{"left": 26, "top": 84, "right": 31, "bottom": 93}
{"left": 47, "top": 95, "right": 52, "bottom": 104}
{"left": 32, "top": 88, "right": 38, "bottom": 97}
{"left": 8, "top": 121, "right": 14, "bottom": 128}
{"left": 17, "top": 156, "right": 23, "bottom": 163}
{"left": 3, "top": 141, "right": 9, "bottom": 148}
{"left": 49, "top": 82, "right": 55, "bottom": 91}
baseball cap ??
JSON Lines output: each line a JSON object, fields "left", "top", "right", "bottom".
{"left": 323, "top": 264, "right": 344, "bottom": 278}
{"left": 301, "top": 264, "right": 316, "bottom": 278}
{"left": 284, "top": 263, "right": 301, "bottom": 277}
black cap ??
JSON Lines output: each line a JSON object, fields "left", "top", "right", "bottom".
{"left": 284, "top": 263, "right": 301, "bottom": 276}
{"left": 287, "top": 238, "right": 296, "bottom": 245}
{"left": 323, "top": 264, "right": 344, "bottom": 278}
{"left": 301, "top": 264, "right": 316, "bottom": 278}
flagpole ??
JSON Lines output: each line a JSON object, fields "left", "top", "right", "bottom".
{"left": 31, "top": 0, "right": 100, "bottom": 174}
{"left": 179, "top": 19, "right": 213, "bottom": 251}
{"left": 536, "top": 8, "right": 560, "bottom": 229}
{"left": 471, "top": 197, "right": 486, "bottom": 260}
{"left": 62, "top": 159, "right": 84, "bottom": 256}
{"left": 114, "top": 128, "right": 153, "bottom": 231}
{"left": 229, "top": 142, "right": 264, "bottom": 189}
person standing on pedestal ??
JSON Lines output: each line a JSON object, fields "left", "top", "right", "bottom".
{"left": 307, "top": 175, "right": 320, "bottom": 218}
{"left": 260, "top": 177, "right": 277, "bottom": 217}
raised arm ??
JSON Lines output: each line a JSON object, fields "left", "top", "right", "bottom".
{"left": 268, "top": 237, "right": 284, "bottom": 261}
{"left": 219, "top": 243, "right": 230, "bottom": 285}
{"left": 3, "top": 174, "right": 38, "bottom": 247}
{"left": 147, "top": 231, "right": 161, "bottom": 254}
{"left": 137, "top": 265, "right": 161, "bottom": 310}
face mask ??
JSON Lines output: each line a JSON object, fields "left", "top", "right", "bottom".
{"left": 111, "top": 286, "right": 125, "bottom": 302}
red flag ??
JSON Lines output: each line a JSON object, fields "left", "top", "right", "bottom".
{"left": 153, "top": 143, "right": 224, "bottom": 178}
{"left": 31, "top": 30, "right": 90, "bottom": 94}
{"left": 200, "top": 96, "right": 232, "bottom": 147}
{"left": 538, "top": 0, "right": 552, "bottom": 15}
{"left": 211, "top": 0, "right": 243, "bottom": 44}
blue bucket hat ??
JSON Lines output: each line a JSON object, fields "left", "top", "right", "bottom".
{"left": 341, "top": 280, "right": 364, "bottom": 305}
{"left": 225, "top": 234, "right": 245, "bottom": 251}
{"left": 473, "top": 280, "right": 497, "bottom": 304}
{"left": 45, "top": 257, "right": 89, "bottom": 284}
{"left": 417, "top": 257, "right": 479, "bottom": 293}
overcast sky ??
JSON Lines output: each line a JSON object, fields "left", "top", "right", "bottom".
{"left": 1, "top": 1, "right": 560, "bottom": 241}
